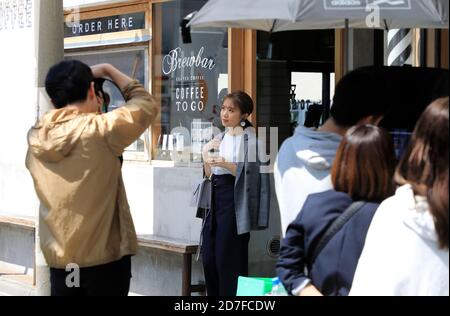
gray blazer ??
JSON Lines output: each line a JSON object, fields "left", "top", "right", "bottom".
{"left": 198, "top": 129, "right": 270, "bottom": 235}
{"left": 235, "top": 130, "right": 270, "bottom": 235}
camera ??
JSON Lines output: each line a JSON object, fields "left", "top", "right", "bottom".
{"left": 93, "top": 77, "right": 111, "bottom": 113}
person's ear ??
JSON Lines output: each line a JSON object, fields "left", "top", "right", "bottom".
{"left": 88, "top": 82, "right": 96, "bottom": 100}
{"left": 241, "top": 114, "right": 249, "bottom": 121}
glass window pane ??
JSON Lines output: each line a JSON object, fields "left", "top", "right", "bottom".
{"left": 291, "top": 72, "right": 325, "bottom": 129}
{"left": 154, "top": 0, "right": 228, "bottom": 164}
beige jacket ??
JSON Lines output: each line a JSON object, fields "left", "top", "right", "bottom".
{"left": 26, "top": 80, "right": 158, "bottom": 268}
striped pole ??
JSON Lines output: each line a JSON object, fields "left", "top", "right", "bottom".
{"left": 387, "top": 29, "right": 413, "bottom": 66}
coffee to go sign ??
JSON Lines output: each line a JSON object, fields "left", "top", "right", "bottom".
{"left": 176, "top": 86, "right": 206, "bottom": 112}
{"left": 64, "top": 12, "right": 145, "bottom": 37}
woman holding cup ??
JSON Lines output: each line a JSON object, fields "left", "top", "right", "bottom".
{"left": 200, "top": 91, "right": 270, "bottom": 296}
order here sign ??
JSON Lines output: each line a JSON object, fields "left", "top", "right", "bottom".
{"left": 64, "top": 12, "right": 145, "bottom": 38}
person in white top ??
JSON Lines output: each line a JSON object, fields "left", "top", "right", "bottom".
{"left": 200, "top": 91, "right": 270, "bottom": 296}
{"left": 350, "top": 97, "right": 449, "bottom": 296}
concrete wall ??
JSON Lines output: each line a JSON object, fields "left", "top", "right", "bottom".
{"left": 0, "top": 1, "right": 64, "bottom": 219}
{"left": 153, "top": 166, "right": 203, "bottom": 241}
{"left": 122, "top": 163, "right": 154, "bottom": 235}
{"left": 153, "top": 166, "right": 281, "bottom": 279}
{"left": 131, "top": 247, "right": 204, "bottom": 296}
{"left": 0, "top": 223, "right": 34, "bottom": 276}
{"left": 0, "top": 1, "right": 40, "bottom": 218}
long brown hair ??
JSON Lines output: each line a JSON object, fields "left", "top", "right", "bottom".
{"left": 395, "top": 97, "right": 449, "bottom": 250}
{"left": 332, "top": 125, "right": 396, "bottom": 202}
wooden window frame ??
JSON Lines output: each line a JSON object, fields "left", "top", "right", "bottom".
{"left": 64, "top": 0, "right": 154, "bottom": 161}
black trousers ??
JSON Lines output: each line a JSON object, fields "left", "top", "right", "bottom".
{"left": 201, "top": 174, "right": 250, "bottom": 296}
{"left": 50, "top": 255, "right": 132, "bottom": 296}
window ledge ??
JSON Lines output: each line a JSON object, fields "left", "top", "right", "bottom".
{"left": 0, "top": 216, "right": 35, "bottom": 231}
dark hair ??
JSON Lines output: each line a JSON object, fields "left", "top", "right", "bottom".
{"left": 45, "top": 60, "right": 94, "bottom": 109}
{"left": 332, "top": 124, "right": 396, "bottom": 202}
{"left": 224, "top": 91, "right": 254, "bottom": 128}
{"left": 331, "top": 68, "right": 390, "bottom": 127}
{"left": 395, "top": 97, "right": 449, "bottom": 250}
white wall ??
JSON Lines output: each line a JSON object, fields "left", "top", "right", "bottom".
{"left": 153, "top": 166, "right": 203, "bottom": 241}
{"left": 122, "top": 163, "right": 154, "bottom": 235}
{"left": 0, "top": 2, "right": 39, "bottom": 218}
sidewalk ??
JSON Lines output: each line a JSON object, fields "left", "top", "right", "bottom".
{"left": 0, "top": 266, "right": 35, "bottom": 296}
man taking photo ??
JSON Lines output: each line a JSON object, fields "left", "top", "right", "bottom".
{"left": 26, "top": 61, "right": 158, "bottom": 296}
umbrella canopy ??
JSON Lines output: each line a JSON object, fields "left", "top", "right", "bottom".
{"left": 188, "top": 0, "right": 449, "bottom": 31}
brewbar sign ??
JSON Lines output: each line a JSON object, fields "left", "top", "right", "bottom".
{"left": 163, "top": 47, "right": 216, "bottom": 113}
{"left": 64, "top": 12, "right": 145, "bottom": 38}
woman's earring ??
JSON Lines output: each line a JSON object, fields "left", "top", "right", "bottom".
{"left": 240, "top": 120, "right": 246, "bottom": 127}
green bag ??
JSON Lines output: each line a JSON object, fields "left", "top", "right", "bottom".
{"left": 236, "top": 277, "right": 273, "bottom": 296}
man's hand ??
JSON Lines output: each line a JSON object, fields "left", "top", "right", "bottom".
{"left": 91, "top": 64, "right": 111, "bottom": 79}
{"left": 90, "top": 64, "right": 133, "bottom": 91}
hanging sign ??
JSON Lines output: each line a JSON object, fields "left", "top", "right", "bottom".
{"left": 64, "top": 12, "right": 145, "bottom": 38}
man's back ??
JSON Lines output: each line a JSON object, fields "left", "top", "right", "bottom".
{"left": 26, "top": 80, "right": 157, "bottom": 268}
{"left": 274, "top": 125, "right": 342, "bottom": 236}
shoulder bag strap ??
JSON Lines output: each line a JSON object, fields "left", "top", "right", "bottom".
{"left": 310, "top": 201, "right": 366, "bottom": 265}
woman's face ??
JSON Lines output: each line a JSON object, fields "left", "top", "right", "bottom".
{"left": 221, "top": 98, "right": 247, "bottom": 128}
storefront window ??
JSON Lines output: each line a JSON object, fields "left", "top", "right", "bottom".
{"left": 290, "top": 72, "right": 335, "bottom": 129}
{"left": 153, "top": 0, "right": 228, "bottom": 164}
{"left": 66, "top": 47, "right": 149, "bottom": 160}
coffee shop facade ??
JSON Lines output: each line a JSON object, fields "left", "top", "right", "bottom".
{"left": 63, "top": 0, "right": 279, "bottom": 283}
{"left": 60, "top": 0, "right": 450, "bottom": 295}
{"left": 0, "top": 0, "right": 447, "bottom": 296}
{"left": 61, "top": 0, "right": 285, "bottom": 296}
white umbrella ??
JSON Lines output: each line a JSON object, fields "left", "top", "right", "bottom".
{"left": 188, "top": 0, "right": 449, "bottom": 31}
{"left": 188, "top": 0, "right": 448, "bottom": 70}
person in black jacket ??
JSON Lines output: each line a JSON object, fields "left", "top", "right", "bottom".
{"left": 276, "top": 124, "right": 397, "bottom": 296}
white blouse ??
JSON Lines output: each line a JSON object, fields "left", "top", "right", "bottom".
{"left": 212, "top": 133, "right": 243, "bottom": 176}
